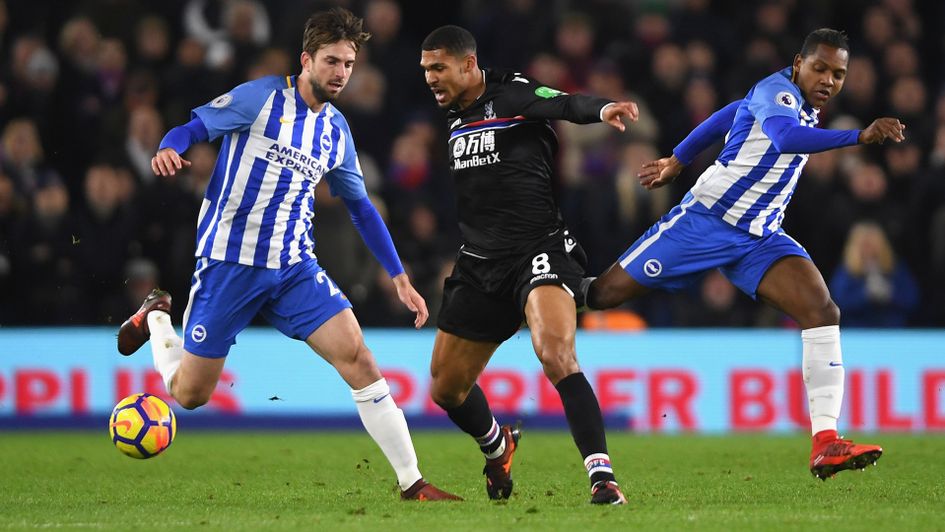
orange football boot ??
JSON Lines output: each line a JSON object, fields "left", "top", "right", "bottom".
{"left": 483, "top": 424, "right": 521, "bottom": 499}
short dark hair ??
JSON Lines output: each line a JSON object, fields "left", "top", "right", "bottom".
{"left": 800, "top": 28, "right": 849, "bottom": 57}
{"left": 302, "top": 7, "right": 371, "bottom": 56}
{"left": 421, "top": 25, "right": 476, "bottom": 57}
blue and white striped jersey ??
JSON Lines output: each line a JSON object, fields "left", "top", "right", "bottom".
{"left": 191, "top": 75, "right": 367, "bottom": 269}
{"left": 690, "top": 67, "right": 818, "bottom": 237}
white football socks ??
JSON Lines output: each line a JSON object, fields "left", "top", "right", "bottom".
{"left": 801, "top": 325, "right": 844, "bottom": 435}
{"left": 147, "top": 310, "right": 183, "bottom": 394}
{"left": 351, "top": 378, "right": 422, "bottom": 491}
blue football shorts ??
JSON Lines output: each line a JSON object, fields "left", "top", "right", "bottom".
{"left": 181, "top": 257, "right": 352, "bottom": 358}
{"left": 618, "top": 193, "right": 811, "bottom": 299}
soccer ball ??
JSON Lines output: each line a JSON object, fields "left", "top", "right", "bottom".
{"left": 109, "top": 393, "right": 176, "bottom": 459}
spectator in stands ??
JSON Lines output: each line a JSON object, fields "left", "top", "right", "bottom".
{"left": 133, "top": 15, "right": 172, "bottom": 72}
{"left": 123, "top": 105, "right": 164, "bottom": 184}
{"left": 0, "top": 118, "right": 61, "bottom": 199}
{"left": 830, "top": 222, "right": 919, "bottom": 327}
{"left": 9, "top": 180, "right": 80, "bottom": 323}
{"left": 6, "top": 35, "right": 58, "bottom": 133}
{"left": 0, "top": 170, "right": 19, "bottom": 322}
{"left": 50, "top": 16, "right": 103, "bottom": 175}
{"left": 675, "top": 269, "right": 757, "bottom": 327}
{"left": 72, "top": 164, "right": 138, "bottom": 322}
{"left": 163, "top": 36, "right": 225, "bottom": 123}
{"left": 363, "top": 0, "right": 425, "bottom": 120}
{"left": 888, "top": 75, "right": 933, "bottom": 144}
{"left": 835, "top": 56, "right": 880, "bottom": 123}
{"left": 554, "top": 12, "right": 596, "bottom": 88}
{"left": 184, "top": 0, "right": 270, "bottom": 81}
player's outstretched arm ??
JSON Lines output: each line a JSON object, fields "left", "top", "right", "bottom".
{"left": 342, "top": 196, "right": 428, "bottom": 328}
{"left": 600, "top": 101, "right": 639, "bottom": 132}
{"left": 392, "top": 273, "right": 429, "bottom": 329}
{"left": 673, "top": 99, "right": 742, "bottom": 164}
{"left": 859, "top": 118, "right": 906, "bottom": 145}
{"left": 510, "top": 76, "right": 637, "bottom": 127}
{"left": 152, "top": 117, "right": 210, "bottom": 176}
{"left": 636, "top": 100, "right": 739, "bottom": 190}
{"left": 638, "top": 155, "right": 685, "bottom": 190}
{"left": 152, "top": 148, "right": 191, "bottom": 177}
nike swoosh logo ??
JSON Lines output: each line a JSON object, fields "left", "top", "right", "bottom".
{"left": 279, "top": 116, "right": 293, "bottom": 124}
{"left": 373, "top": 394, "right": 390, "bottom": 404}
{"left": 111, "top": 420, "right": 132, "bottom": 432}
{"left": 829, "top": 362, "right": 843, "bottom": 367}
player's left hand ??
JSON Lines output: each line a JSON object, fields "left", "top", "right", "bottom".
{"left": 602, "top": 101, "right": 639, "bottom": 132}
{"left": 639, "top": 154, "right": 685, "bottom": 189}
{"left": 392, "top": 273, "right": 429, "bottom": 328}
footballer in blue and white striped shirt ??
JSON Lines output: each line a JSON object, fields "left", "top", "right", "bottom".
{"left": 118, "top": 7, "right": 459, "bottom": 501}
{"left": 585, "top": 29, "right": 904, "bottom": 480}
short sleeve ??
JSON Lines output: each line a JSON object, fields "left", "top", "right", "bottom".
{"left": 747, "top": 75, "right": 803, "bottom": 126}
{"left": 191, "top": 77, "right": 280, "bottom": 140}
{"left": 325, "top": 120, "right": 368, "bottom": 200}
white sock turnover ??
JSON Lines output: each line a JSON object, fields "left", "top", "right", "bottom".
{"left": 475, "top": 418, "right": 506, "bottom": 459}
{"left": 351, "top": 378, "right": 422, "bottom": 491}
{"left": 801, "top": 325, "right": 844, "bottom": 436}
{"left": 147, "top": 311, "right": 183, "bottom": 394}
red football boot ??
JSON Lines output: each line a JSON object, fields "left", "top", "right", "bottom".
{"left": 117, "top": 289, "right": 172, "bottom": 356}
{"left": 590, "top": 480, "right": 628, "bottom": 505}
{"left": 400, "top": 479, "right": 463, "bottom": 501}
{"left": 809, "top": 430, "right": 883, "bottom": 480}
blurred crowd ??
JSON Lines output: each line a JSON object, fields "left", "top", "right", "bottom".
{"left": 0, "top": 0, "right": 942, "bottom": 328}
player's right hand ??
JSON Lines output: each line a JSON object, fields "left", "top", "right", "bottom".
{"left": 152, "top": 148, "right": 192, "bottom": 176}
{"left": 638, "top": 154, "right": 685, "bottom": 190}
{"left": 392, "top": 273, "right": 429, "bottom": 329}
{"left": 859, "top": 118, "right": 906, "bottom": 145}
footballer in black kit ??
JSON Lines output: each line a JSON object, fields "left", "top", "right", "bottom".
{"left": 420, "top": 25, "right": 639, "bottom": 505}
{"left": 438, "top": 67, "right": 612, "bottom": 342}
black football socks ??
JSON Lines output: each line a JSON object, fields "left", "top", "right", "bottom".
{"left": 445, "top": 383, "right": 505, "bottom": 456}
{"left": 556, "top": 372, "right": 617, "bottom": 486}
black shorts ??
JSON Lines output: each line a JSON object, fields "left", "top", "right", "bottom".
{"left": 437, "top": 230, "right": 587, "bottom": 343}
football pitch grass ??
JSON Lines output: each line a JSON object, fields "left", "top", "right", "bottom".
{"left": 1, "top": 431, "right": 942, "bottom": 531}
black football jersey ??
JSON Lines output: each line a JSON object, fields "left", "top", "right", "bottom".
{"left": 444, "top": 69, "right": 612, "bottom": 257}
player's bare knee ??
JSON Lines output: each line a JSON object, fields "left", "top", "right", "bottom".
{"left": 350, "top": 342, "right": 376, "bottom": 371}
{"left": 541, "top": 355, "right": 579, "bottom": 384}
{"left": 174, "top": 388, "right": 211, "bottom": 410}
{"left": 430, "top": 382, "right": 466, "bottom": 409}
{"left": 799, "top": 297, "right": 840, "bottom": 328}
{"left": 337, "top": 342, "right": 381, "bottom": 384}
{"left": 536, "top": 339, "right": 579, "bottom": 384}
{"left": 536, "top": 328, "right": 575, "bottom": 356}
{"left": 821, "top": 299, "right": 841, "bottom": 326}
